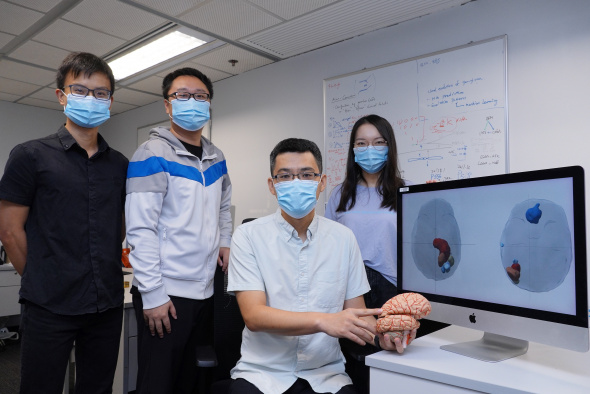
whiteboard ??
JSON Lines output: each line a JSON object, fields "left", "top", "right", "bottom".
{"left": 324, "top": 36, "right": 507, "bottom": 197}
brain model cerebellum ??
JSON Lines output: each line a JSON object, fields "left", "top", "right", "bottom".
{"left": 376, "top": 293, "right": 432, "bottom": 344}
{"left": 500, "top": 199, "right": 572, "bottom": 292}
{"left": 411, "top": 199, "right": 461, "bottom": 280}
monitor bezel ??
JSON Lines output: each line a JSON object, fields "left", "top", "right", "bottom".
{"left": 397, "top": 165, "right": 588, "bottom": 329}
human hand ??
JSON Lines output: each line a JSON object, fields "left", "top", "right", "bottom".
{"left": 218, "top": 247, "right": 230, "bottom": 273}
{"left": 319, "top": 308, "right": 382, "bottom": 345}
{"left": 378, "top": 328, "right": 417, "bottom": 354}
{"left": 143, "top": 300, "right": 177, "bottom": 338}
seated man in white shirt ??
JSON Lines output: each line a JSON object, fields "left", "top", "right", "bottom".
{"left": 227, "top": 138, "right": 415, "bottom": 394}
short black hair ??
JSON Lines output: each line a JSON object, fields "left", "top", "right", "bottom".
{"left": 161, "top": 67, "right": 213, "bottom": 100}
{"left": 270, "top": 138, "right": 323, "bottom": 175}
{"left": 56, "top": 52, "right": 115, "bottom": 94}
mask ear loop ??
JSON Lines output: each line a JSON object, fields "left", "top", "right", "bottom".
{"left": 59, "top": 90, "right": 68, "bottom": 110}
{"left": 165, "top": 99, "right": 173, "bottom": 120}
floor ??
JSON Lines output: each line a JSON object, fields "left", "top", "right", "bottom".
{"left": 0, "top": 327, "right": 21, "bottom": 394}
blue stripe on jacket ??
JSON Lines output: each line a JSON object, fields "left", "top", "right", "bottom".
{"left": 127, "top": 156, "right": 227, "bottom": 186}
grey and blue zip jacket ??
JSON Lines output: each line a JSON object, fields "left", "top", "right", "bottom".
{"left": 125, "top": 127, "right": 232, "bottom": 309}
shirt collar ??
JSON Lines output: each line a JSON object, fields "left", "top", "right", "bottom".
{"left": 57, "top": 125, "right": 110, "bottom": 153}
{"left": 273, "top": 209, "right": 318, "bottom": 242}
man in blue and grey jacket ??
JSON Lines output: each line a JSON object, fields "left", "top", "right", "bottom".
{"left": 125, "top": 67, "right": 232, "bottom": 394}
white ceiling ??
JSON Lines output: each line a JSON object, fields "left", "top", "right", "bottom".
{"left": 0, "top": 0, "right": 472, "bottom": 114}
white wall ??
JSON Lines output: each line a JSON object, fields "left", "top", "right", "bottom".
{"left": 99, "top": 0, "right": 590, "bottom": 226}
{"left": 99, "top": 100, "right": 168, "bottom": 159}
{"left": 0, "top": 101, "right": 63, "bottom": 171}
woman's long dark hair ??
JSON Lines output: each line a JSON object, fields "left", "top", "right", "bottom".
{"left": 336, "top": 114, "right": 404, "bottom": 212}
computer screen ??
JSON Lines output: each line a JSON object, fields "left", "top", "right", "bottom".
{"left": 397, "top": 166, "right": 588, "bottom": 362}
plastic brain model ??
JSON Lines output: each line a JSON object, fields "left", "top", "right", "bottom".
{"left": 376, "top": 293, "right": 432, "bottom": 344}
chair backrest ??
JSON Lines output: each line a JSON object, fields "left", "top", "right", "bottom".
{"left": 212, "top": 265, "right": 245, "bottom": 381}
{"left": 211, "top": 217, "right": 255, "bottom": 381}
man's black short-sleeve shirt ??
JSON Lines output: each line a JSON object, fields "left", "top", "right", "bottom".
{"left": 0, "top": 126, "right": 129, "bottom": 315}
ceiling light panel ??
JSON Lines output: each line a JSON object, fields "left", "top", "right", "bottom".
{"left": 242, "top": 0, "right": 470, "bottom": 58}
{"left": 179, "top": 0, "right": 281, "bottom": 40}
{"left": 11, "top": 0, "right": 63, "bottom": 13}
{"left": 108, "top": 30, "right": 207, "bottom": 80}
{"left": 0, "top": 60, "right": 55, "bottom": 86}
{"left": 10, "top": 41, "right": 71, "bottom": 69}
{"left": 33, "top": 19, "right": 126, "bottom": 55}
{"left": 127, "top": 0, "right": 207, "bottom": 18}
{"left": 191, "top": 44, "right": 272, "bottom": 74}
{"left": 63, "top": 0, "right": 167, "bottom": 41}
{"left": 0, "top": 1, "right": 44, "bottom": 35}
{"left": 247, "top": 0, "right": 339, "bottom": 20}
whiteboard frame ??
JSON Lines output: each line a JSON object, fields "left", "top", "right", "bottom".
{"left": 323, "top": 35, "right": 508, "bottom": 199}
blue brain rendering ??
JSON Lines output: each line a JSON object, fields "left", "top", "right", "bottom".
{"left": 500, "top": 199, "right": 572, "bottom": 292}
{"left": 411, "top": 198, "right": 461, "bottom": 280}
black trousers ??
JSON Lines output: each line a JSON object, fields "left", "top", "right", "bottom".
{"left": 230, "top": 378, "right": 358, "bottom": 394}
{"left": 19, "top": 301, "right": 123, "bottom": 394}
{"left": 131, "top": 287, "right": 213, "bottom": 394}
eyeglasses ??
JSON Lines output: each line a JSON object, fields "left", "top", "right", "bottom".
{"left": 272, "top": 172, "right": 321, "bottom": 182}
{"left": 353, "top": 139, "right": 388, "bottom": 152}
{"left": 65, "top": 84, "right": 111, "bottom": 101}
{"left": 168, "top": 91, "right": 210, "bottom": 101}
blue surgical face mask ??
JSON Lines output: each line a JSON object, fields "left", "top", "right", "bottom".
{"left": 169, "top": 99, "right": 210, "bottom": 131}
{"left": 273, "top": 179, "right": 319, "bottom": 219}
{"left": 354, "top": 146, "right": 389, "bottom": 174}
{"left": 63, "top": 93, "right": 110, "bottom": 128}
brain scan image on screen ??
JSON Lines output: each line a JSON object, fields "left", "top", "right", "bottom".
{"left": 499, "top": 199, "right": 572, "bottom": 292}
{"left": 411, "top": 198, "right": 461, "bottom": 280}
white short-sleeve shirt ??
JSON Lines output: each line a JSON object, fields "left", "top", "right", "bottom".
{"left": 228, "top": 209, "right": 370, "bottom": 394}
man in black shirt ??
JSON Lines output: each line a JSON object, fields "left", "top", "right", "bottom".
{"left": 0, "top": 52, "right": 128, "bottom": 393}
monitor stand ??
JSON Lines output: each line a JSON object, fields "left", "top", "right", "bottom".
{"left": 440, "top": 332, "right": 529, "bottom": 362}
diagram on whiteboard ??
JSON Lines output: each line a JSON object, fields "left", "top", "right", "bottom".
{"left": 324, "top": 38, "right": 507, "bottom": 197}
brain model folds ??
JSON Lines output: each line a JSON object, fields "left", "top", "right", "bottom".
{"left": 376, "top": 293, "right": 432, "bottom": 346}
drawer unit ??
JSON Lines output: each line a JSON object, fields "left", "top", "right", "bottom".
{"left": 0, "top": 267, "right": 21, "bottom": 317}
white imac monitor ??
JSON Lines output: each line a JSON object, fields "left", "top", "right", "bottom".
{"left": 397, "top": 166, "right": 589, "bottom": 362}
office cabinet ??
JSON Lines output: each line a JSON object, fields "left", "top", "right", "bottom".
{"left": 0, "top": 266, "right": 20, "bottom": 317}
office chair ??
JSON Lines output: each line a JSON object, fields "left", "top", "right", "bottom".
{"left": 196, "top": 219, "right": 255, "bottom": 393}
{"left": 340, "top": 339, "right": 377, "bottom": 394}
{"left": 195, "top": 264, "right": 245, "bottom": 393}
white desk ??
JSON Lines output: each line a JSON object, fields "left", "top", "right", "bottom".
{"left": 366, "top": 325, "right": 590, "bottom": 394}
